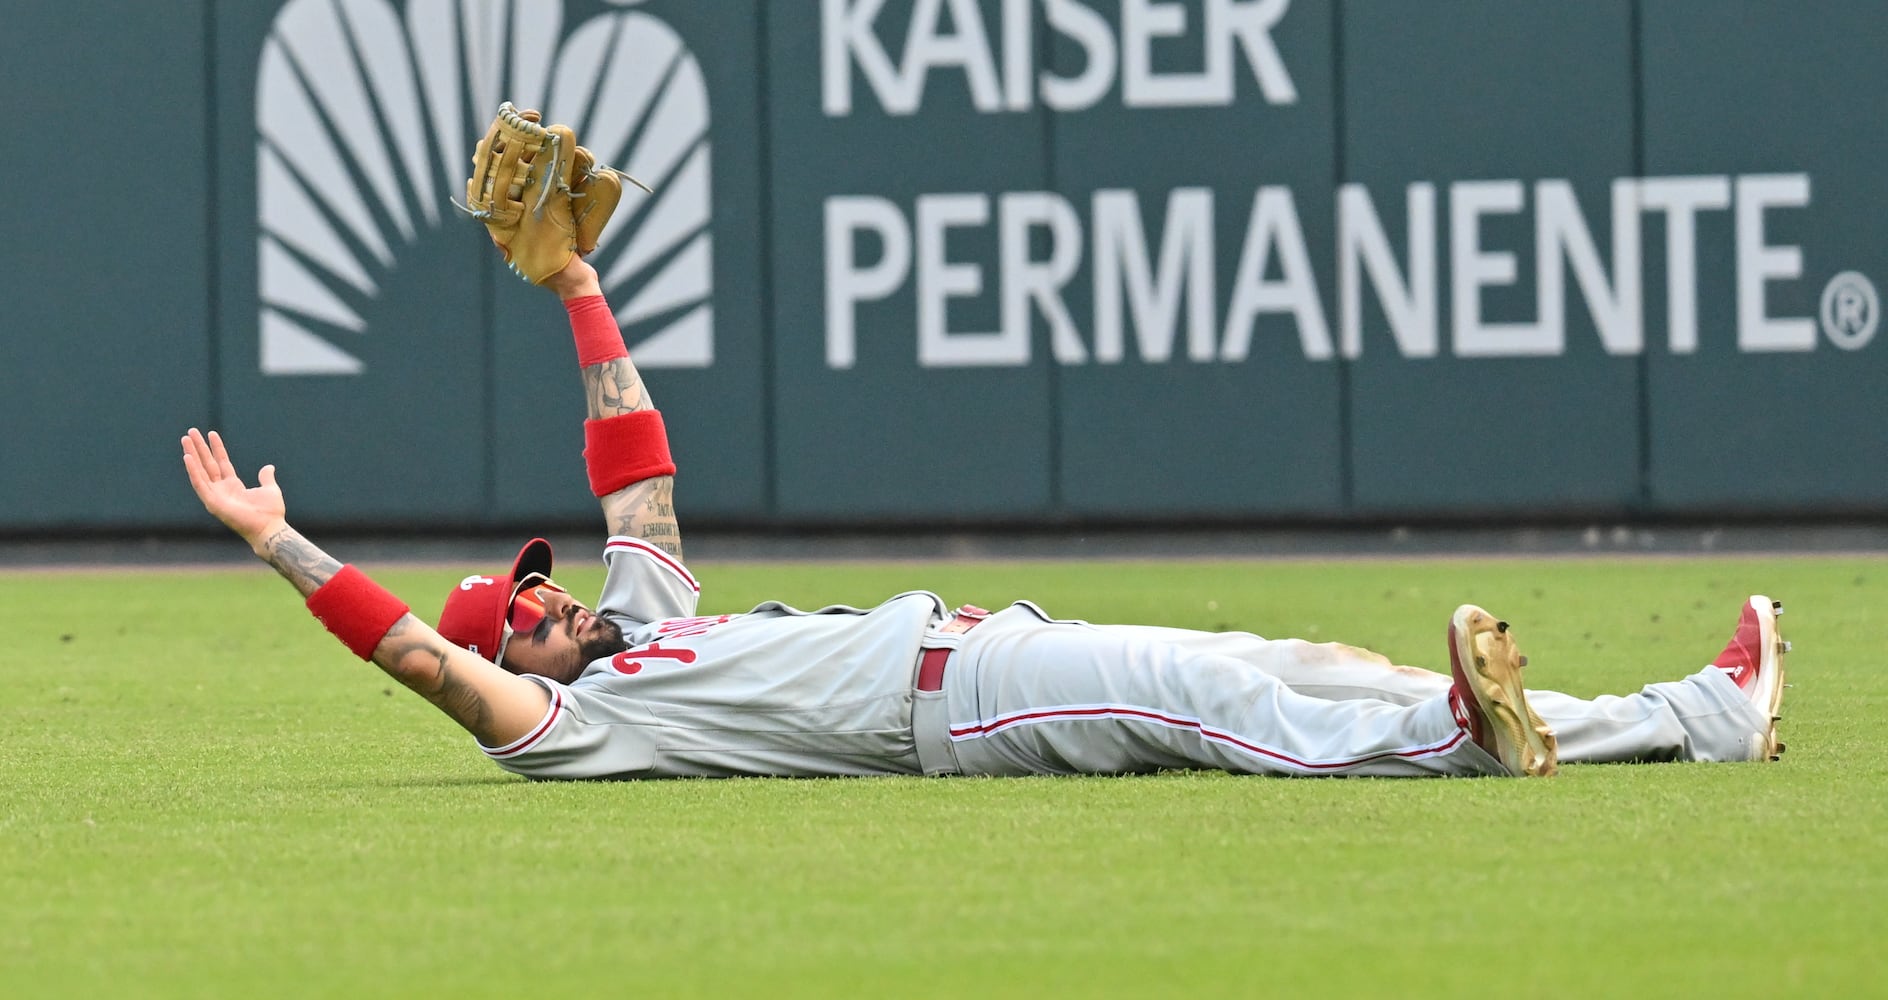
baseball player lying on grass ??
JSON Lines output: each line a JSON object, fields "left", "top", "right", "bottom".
{"left": 179, "top": 105, "right": 1787, "bottom": 783}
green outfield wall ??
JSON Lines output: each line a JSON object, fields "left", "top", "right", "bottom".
{"left": 4, "top": 0, "right": 1883, "bottom": 531}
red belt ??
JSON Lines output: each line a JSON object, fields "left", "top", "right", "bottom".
{"left": 917, "top": 605, "right": 989, "bottom": 692}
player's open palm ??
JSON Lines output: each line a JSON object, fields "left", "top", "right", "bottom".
{"left": 181, "top": 428, "right": 287, "bottom": 546}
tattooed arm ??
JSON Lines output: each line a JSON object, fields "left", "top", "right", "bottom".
{"left": 544, "top": 258, "right": 685, "bottom": 561}
{"left": 252, "top": 525, "right": 549, "bottom": 745}
{"left": 182, "top": 429, "right": 550, "bottom": 747}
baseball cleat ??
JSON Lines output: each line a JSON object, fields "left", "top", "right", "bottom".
{"left": 1709, "top": 595, "right": 1788, "bottom": 761}
{"left": 1447, "top": 605, "right": 1558, "bottom": 777}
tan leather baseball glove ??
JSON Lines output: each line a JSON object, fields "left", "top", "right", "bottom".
{"left": 459, "top": 102, "right": 642, "bottom": 284}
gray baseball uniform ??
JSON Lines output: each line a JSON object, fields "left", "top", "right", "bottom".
{"left": 1140, "top": 629, "right": 1773, "bottom": 763}
{"left": 477, "top": 536, "right": 1513, "bottom": 780}
{"left": 478, "top": 538, "right": 1761, "bottom": 778}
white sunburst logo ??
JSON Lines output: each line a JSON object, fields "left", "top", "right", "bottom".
{"left": 256, "top": 0, "right": 712, "bottom": 375}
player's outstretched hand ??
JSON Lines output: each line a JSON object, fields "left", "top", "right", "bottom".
{"left": 181, "top": 428, "right": 288, "bottom": 549}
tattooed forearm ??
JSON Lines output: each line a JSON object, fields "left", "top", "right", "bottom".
{"left": 579, "top": 350, "right": 681, "bottom": 558}
{"left": 601, "top": 477, "right": 655, "bottom": 535}
{"left": 641, "top": 522, "right": 681, "bottom": 551}
{"left": 375, "top": 615, "right": 423, "bottom": 654}
{"left": 419, "top": 654, "right": 494, "bottom": 740}
{"left": 583, "top": 358, "right": 651, "bottom": 418}
{"left": 255, "top": 525, "right": 343, "bottom": 598}
{"left": 373, "top": 617, "right": 499, "bottom": 743}
{"left": 603, "top": 477, "right": 684, "bottom": 560}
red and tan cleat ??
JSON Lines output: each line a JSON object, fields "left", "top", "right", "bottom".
{"left": 1448, "top": 605, "right": 1558, "bottom": 777}
{"left": 1710, "top": 595, "right": 1789, "bottom": 761}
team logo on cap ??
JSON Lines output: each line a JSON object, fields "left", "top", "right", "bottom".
{"left": 255, "top": 0, "right": 714, "bottom": 375}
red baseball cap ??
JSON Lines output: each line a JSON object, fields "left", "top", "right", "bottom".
{"left": 436, "top": 538, "right": 554, "bottom": 661}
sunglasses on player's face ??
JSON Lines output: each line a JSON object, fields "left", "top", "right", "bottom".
{"left": 495, "top": 572, "right": 568, "bottom": 668}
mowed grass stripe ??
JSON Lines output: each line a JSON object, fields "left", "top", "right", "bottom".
{"left": 2, "top": 557, "right": 1882, "bottom": 998}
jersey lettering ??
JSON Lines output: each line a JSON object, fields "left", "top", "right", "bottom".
{"left": 610, "top": 642, "right": 700, "bottom": 676}
{"left": 656, "top": 614, "right": 737, "bottom": 639}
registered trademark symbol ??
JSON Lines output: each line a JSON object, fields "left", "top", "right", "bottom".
{"left": 1820, "top": 271, "right": 1878, "bottom": 350}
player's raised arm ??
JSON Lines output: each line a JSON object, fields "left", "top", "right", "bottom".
{"left": 459, "top": 103, "right": 679, "bottom": 561}
{"left": 180, "top": 429, "right": 551, "bottom": 747}
{"left": 544, "top": 257, "right": 684, "bottom": 562}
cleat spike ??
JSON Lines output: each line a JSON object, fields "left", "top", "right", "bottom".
{"left": 1769, "top": 754, "right": 1780, "bottom": 762}
{"left": 1780, "top": 640, "right": 1792, "bottom": 653}
{"left": 1518, "top": 655, "right": 1529, "bottom": 667}
{"left": 1776, "top": 741, "right": 1786, "bottom": 753}
{"left": 1496, "top": 620, "right": 1510, "bottom": 633}
{"left": 1773, "top": 601, "right": 1783, "bottom": 613}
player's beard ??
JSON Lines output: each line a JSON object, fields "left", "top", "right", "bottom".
{"left": 577, "top": 615, "right": 630, "bottom": 666}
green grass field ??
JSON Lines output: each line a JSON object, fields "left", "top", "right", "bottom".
{"left": 4, "top": 555, "right": 1884, "bottom": 998}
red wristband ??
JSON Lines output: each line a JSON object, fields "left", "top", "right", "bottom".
{"left": 584, "top": 411, "right": 676, "bottom": 496}
{"left": 306, "top": 565, "right": 412, "bottom": 661}
{"left": 566, "top": 295, "right": 628, "bottom": 367}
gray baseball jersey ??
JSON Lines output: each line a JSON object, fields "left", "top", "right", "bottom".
{"left": 480, "top": 535, "right": 944, "bottom": 779}
{"left": 473, "top": 535, "right": 1522, "bottom": 780}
